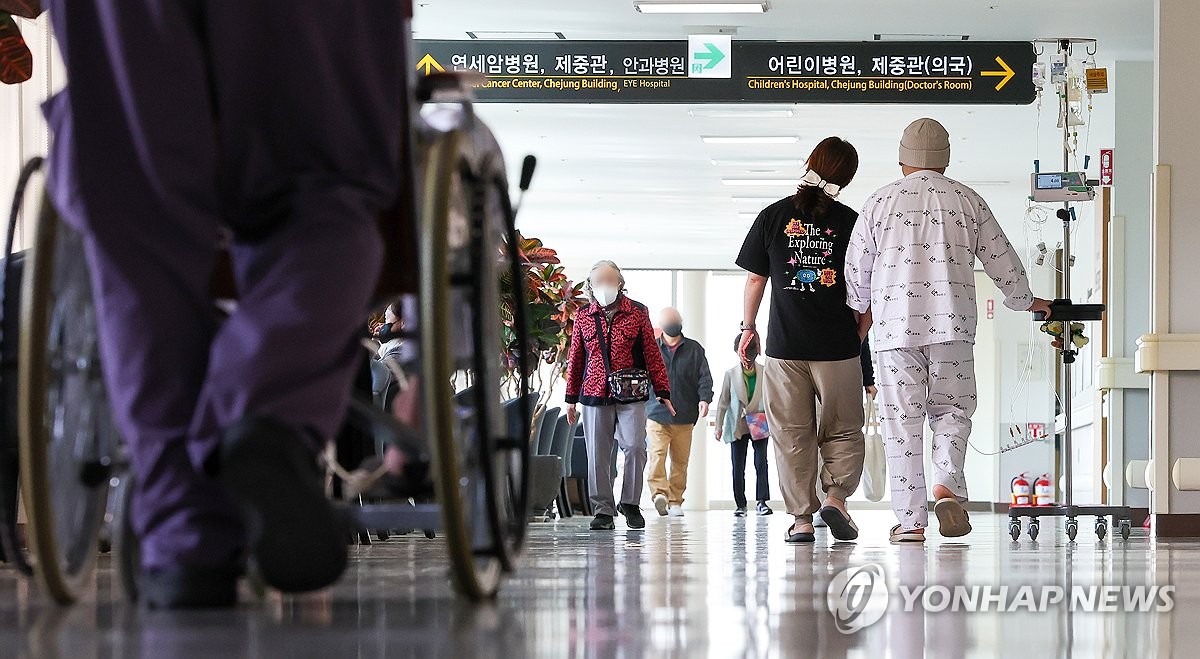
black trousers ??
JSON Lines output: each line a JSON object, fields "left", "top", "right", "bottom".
{"left": 731, "top": 435, "right": 770, "bottom": 508}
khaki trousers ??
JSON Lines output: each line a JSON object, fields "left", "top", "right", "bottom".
{"left": 646, "top": 420, "right": 695, "bottom": 506}
{"left": 762, "top": 356, "right": 865, "bottom": 523}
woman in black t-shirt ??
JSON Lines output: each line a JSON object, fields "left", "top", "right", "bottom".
{"left": 735, "top": 137, "right": 869, "bottom": 545}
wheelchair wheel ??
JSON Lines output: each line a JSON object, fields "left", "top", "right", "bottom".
{"left": 419, "top": 127, "right": 529, "bottom": 599}
{"left": 18, "top": 199, "right": 117, "bottom": 604}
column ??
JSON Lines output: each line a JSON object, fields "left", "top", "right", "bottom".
{"left": 1135, "top": 0, "right": 1200, "bottom": 535}
{"left": 1101, "top": 61, "right": 1153, "bottom": 510}
{"left": 678, "top": 270, "right": 709, "bottom": 511}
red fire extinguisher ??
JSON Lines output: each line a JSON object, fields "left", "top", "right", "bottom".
{"left": 1034, "top": 473, "right": 1055, "bottom": 506}
{"left": 1010, "top": 473, "right": 1032, "bottom": 507}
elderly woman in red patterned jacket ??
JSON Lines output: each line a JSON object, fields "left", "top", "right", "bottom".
{"left": 565, "top": 260, "right": 673, "bottom": 531}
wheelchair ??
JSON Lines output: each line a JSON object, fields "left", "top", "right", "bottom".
{"left": 0, "top": 70, "right": 534, "bottom": 604}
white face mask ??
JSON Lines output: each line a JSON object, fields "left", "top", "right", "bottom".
{"left": 593, "top": 284, "right": 619, "bottom": 307}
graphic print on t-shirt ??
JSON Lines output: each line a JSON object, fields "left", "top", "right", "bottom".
{"left": 783, "top": 218, "right": 839, "bottom": 293}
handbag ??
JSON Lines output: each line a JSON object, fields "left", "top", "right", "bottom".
{"left": 744, "top": 411, "right": 770, "bottom": 441}
{"left": 594, "top": 309, "right": 651, "bottom": 404}
{"left": 861, "top": 397, "right": 888, "bottom": 502}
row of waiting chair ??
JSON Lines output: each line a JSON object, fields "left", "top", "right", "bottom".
{"left": 509, "top": 399, "right": 595, "bottom": 519}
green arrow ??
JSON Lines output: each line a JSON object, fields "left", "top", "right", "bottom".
{"left": 693, "top": 42, "right": 725, "bottom": 70}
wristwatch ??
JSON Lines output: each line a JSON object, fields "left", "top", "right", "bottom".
{"left": 740, "top": 322, "right": 756, "bottom": 331}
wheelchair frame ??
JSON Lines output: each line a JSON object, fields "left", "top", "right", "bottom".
{"left": 0, "top": 73, "right": 534, "bottom": 604}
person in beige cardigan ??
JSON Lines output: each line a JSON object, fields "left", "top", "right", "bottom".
{"left": 715, "top": 334, "right": 773, "bottom": 517}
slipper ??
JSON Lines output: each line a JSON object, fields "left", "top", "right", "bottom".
{"left": 818, "top": 506, "right": 859, "bottom": 541}
{"left": 220, "top": 417, "right": 350, "bottom": 593}
{"left": 890, "top": 524, "right": 926, "bottom": 543}
{"left": 784, "top": 523, "right": 815, "bottom": 544}
{"left": 934, "top": 498, "right": 973, "bottom": 538}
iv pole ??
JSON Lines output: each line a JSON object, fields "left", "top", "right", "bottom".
{"left": 1007, "top": 37, "right": 1133, "bottom": 544}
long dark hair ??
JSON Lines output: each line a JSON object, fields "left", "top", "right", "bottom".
{"left": 794, "top": 136, "right": 859, "bottom": 219}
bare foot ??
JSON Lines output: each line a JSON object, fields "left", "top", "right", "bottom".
{"left": 932, "top": 484, "right": 956, "bottom": 501}
{"left": 791, "top": 522, "right": 815, "bottom": 535}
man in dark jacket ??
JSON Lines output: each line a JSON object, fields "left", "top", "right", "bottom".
{"left": 646, "top": 308, "right": 714, "bottom": 517}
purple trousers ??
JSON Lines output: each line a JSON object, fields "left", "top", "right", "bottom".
{"left": 44, "top": 1, "right": 406, "bottom": 569}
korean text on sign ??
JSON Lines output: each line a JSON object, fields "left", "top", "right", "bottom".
{"left": 452, "top": 53, "right": 543, "bottom": 75}
{"left": 622, "top": 56, "right": 686, "bottom": 76}
{"left": 554, "top": 55, "right": 611, "bottom": 75}
{"left": 768, "top": 55, "right": 859, "bottom": 76}
{"left": 870, "top": 55, "right": 973, "bottom": 77}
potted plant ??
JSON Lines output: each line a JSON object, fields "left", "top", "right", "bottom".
{"left": 500, "top": 232, "right": 587, "bottom": 401}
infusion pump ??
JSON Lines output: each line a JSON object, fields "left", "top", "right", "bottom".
{"left": 1029, "top": 171, "right": 1095, "bottom": 203}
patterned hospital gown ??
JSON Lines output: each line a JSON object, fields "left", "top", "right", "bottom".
{"left": 845, "top": 171, "right": 1034, "bottom": 351}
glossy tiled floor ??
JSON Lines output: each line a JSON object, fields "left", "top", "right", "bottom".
{"left": 0, "top": 509, "right": 1194, "bottom": 658}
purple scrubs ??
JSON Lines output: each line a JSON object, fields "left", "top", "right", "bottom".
{"left": 43, "top": 1, "right": 406, "bottom": 570}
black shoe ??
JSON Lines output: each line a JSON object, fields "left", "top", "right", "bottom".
{"left": 590, "top": 514, "right": 615, "bottom": 530}
{"left": 818, "top": 506, "right": 860, "bottom": 541}
{"left": 618, "top": 504, "right": 645, "bottom": 529}
{"left": 220, "top": 417, "right": 349, "bottom": 593}
{"left": 784, "top": 524, "right": 816, "bottom": 544}
{"left": 141, "top": 564, "right": 241, "bottom": 609}
{"left": 734, "top": 506, "right": 747, "bottom": 517}
{"left": 756, "top": 501, "right": 773, "bottom": 516}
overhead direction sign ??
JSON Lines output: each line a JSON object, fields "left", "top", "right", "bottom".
{"left": 414, "top": 40, "right": 1037, "bottom": 104}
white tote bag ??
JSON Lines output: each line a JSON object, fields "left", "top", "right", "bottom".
{"left": 861, "top": 397, "right": 887, "bottom": 502}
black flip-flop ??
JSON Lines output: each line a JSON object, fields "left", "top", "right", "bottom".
{"left": 784, "top": 524, "right": 815, "bottom": 544}
{"left": 818, "top": 506, "right": 860, "bottom": 541}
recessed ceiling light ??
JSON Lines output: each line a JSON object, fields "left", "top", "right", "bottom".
{"left": 689, "top": 108, "right": 794, "bottom": 118}
{"left": 723, "top": 178, "right": 796, "bottom": 186}
{"left": 635, "top": 2, "right": 769, "bottom": 14}
{"left": 711, "top": 159, "right": 804, "bottom": 167}
{"left": 702, "top": 136, "right": 798, "bottom": 145}
{"left": 466, "top": 31, "right": 567, "bottom": 40}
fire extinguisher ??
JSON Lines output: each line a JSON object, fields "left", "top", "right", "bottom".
{"left": 1010, "top": 473, "right": 1032, "bottom": 507}
{"left": 1034, "top": 473, "right": 1055, "bottom": 506}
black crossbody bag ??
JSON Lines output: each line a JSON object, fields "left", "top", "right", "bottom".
{"left": 594, "top": 309, "right": 651, "bottom": 404}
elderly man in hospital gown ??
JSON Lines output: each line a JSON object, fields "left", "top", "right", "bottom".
{"left": 845, "top": 117, "right": 1051, "bottom": 543}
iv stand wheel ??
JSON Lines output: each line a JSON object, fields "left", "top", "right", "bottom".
{"left": 1118, "top": 519, "right": 1132, "bottom": 540}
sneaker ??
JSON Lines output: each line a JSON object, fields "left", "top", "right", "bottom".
{"left": 734, "top": 506, "right": 747, "bottom": 517}
{"left": 667, "top": 505, "right": 685, "bottom": 517}
{"left": 784, "top": 522, "right": 815, "bottom": 544}
{"left": 220, "top": 417, "right": 348, "bottom": 593}
{"left": 889, "top": 524, "right": 926, "bottom": 543}
{"left": 653, "top": 493, "right": 669, "bottom": 516}
{"left": 813, "top": 515, "right": 828, "bottom": 528}
{"left": 618, "top": 504, "right": 645, "bottom": 529}
{"left": 590, "top": 514, "right": 615, "bottom": 530}
{"left": 756, "top": 501, "right": 773, "bottom": 516}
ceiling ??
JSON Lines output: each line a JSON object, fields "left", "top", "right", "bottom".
{"left": 413, "top": 1, "right": 1153, "bottom": 272}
